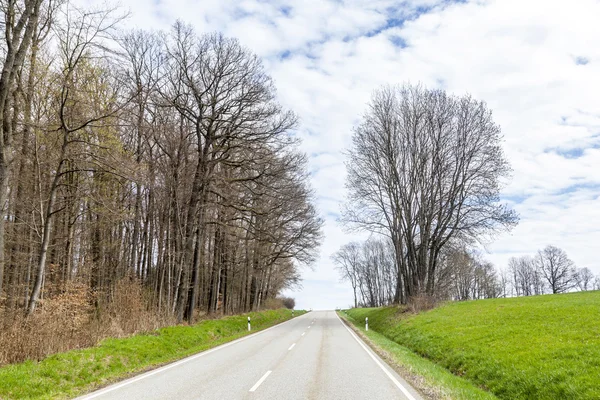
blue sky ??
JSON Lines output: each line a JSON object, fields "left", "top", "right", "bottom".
{"left": 89, "top": 0, "right": 600, "bottom": 309}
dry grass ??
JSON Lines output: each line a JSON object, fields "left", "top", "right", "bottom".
{"left": 0, "top": 280, "right": 175, "bottom": 366}
{"left": 407, "top": 294, "right": 439, "bottom": 313}
{"left": 262, "top": 297, "right": 285, "bottom": 310}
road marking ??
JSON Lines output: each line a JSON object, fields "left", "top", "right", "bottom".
{"left": 288, "top": 343, "right": 296, "bottom": 351}
{"left": 308, "top": 326, "right": 311, "bottom": 329}
{"left": 336, "top": 313, "right": 418, "bottom": 400}
{"left": 249, "top": 370, "right": 272, "bottom": 392}
{"left": 78, "top": 315, "right": 307, "bottom": 400}
{"left": 301, "top": 332, "right": 305, "bottom": 336}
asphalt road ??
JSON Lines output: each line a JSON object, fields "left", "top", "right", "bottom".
{"left": 78, "top": 310, "right": 423, "bottom": 400}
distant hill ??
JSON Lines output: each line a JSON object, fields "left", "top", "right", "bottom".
{"left": 346, "top": 291, "right": 600, "bottom": 399}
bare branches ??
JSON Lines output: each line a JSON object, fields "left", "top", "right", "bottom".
{"left": 332, "top": 239, "right": 396, "bottom": 308}
{"left": 342, "top": 83, "right": 518, "bottom": 302}
{"left": 537, "top": 245, "right": 576, "bottom": 294}
{"left": 1, "top": 9, "right": 322, "bottom": 323}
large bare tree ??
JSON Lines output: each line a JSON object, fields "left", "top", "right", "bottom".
{"left": 537, "top": 245, "right": 575, "bottom": 294}
{"left": 342, "top": 84, "right": 518, "bottom": 302}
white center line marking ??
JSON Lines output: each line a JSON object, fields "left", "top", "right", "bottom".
{"left": 79, "top": 316, "right": 301, "bottom": 400}
{"left": 335, "top": 314, "right": 417, "bottom": 400}
{"left": 249, "top": 370, "right": 272, "bottom": 392}
{"left": 301, "top": 332, "right": 305, "bottom": 336}
{"left": 288, "top": 343, "right": 296, "bottom": 351}
{"left": 308, "top": 326, "right": 311, "bottom": 329}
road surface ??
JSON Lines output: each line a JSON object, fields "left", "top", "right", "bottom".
{"left": 78, "top": 311, "right": 423, "bottom": 400}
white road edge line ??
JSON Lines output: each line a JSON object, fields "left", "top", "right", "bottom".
{"left": 335, "top": 313, "right": 418, "bottom": 400}
{"left": 78, "top": 315, "right": 305, "bottom": 400}
{"left": 249, "top": 370, "right": 272, "bottom": 392}
{"left": 288, "top": 343, "right": 296, "bottom": 351}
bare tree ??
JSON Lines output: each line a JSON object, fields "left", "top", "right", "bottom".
{"left": 334, "top": 238, "right": 398, "bottom": 307}
{"left": 509, "top": 255, "right": 545, "bottom": 296}
{"left": 574, "top": 267, "right": 594, "bottom": 291}
{"left": 159, "top": 24, "right": 299, "bottom": 321}
{"left": 342, "top": 84, "right": 518, "bottom": 303}
{"left": 436, "top": 247, "right": 500, "bottom": 301}
{"left": 332, "top": 242, "right": 361, "bottom": 308}
{"left": 0, "top": 0, "right": 45, "bottom": 298}
{"left": 27, "top": 4, "right": 126, "bottom": 314}
{"left": 537, "top": 245, "right": 575, "bottom": 294}
{"left": 498, "top": 268, "right": 511, "bottom": 297}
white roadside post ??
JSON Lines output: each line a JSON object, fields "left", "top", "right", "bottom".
{"left": 292, "top": 309, "right": 294, "bottom": 317}
{"left": 248, "top": 317, "right": 251, "bottom": 331}
{"left": 365, "top": 317, "right": 369, "bottom": 331}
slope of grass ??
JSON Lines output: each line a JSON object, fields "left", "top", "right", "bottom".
{"left": 339, "top": 312, "right": 497, "bottom": 400}
{"left": 0, "top": 309, "right": 303, "bottom": 400}
{"left": 346, "top": 292, "right": 600, "bottom": 400}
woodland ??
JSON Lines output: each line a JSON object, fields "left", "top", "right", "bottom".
{"left": 0, "top": 0, "right": 322, "bottom": 364}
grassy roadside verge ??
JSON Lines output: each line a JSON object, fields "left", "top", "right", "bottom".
{"left": 347, "top": 292, "right": 600, "bottom": 399}
{"left": 338, "top": 311, "right": 496, "bottom": 400}
{"left": 0, "top": 309, "right": 304, "bottom": 400}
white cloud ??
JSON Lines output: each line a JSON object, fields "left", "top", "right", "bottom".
{"left": 87, "top": 0, "right": 600, "bottom": 308}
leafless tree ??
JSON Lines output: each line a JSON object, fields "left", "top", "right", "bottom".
{"left": 509, "top": 256, "right": 545, "bottom": 296}
{"left": 436, "top": 247, "right": 500, "bottom": 301}
{"left": 0, "top": 0, "right": 45, "bottom": 298}
{"left": 498, "top": 268, "right": 511, "bottom": 297}
{"left": 158, "top": 24, "right": 299, "bottom": 321}
{"left": 27, "top": 4, "right": 126, "bottom": 315}
{"left": 332, "top": 242, "right": 361, "bottom": 308}
{"left": 334, "top": 238, "right": 399, "bottom": 307}
{"left": 537, "top": 245, "right": 575, "bottom": 294}
{"left": 342, "top": 84, "right": 518, "bottom": 303}
{"left": 574, "top": 267, "right": 594, "bottom": 291}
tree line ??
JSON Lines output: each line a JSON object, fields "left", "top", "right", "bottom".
{"left": 335, "top": 238, "right": 597, "bottom": 307}
{"left": 0, "top": 0, "right": 322, "bottom": 323}
{"left": 507, "top": 245, "right": 597, "bottom": 296}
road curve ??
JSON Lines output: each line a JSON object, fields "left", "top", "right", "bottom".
{"left": 77, "top": 310, "right": 423, "bottom": 400}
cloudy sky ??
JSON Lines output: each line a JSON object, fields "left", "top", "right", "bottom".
{"left": 101, "top": 0, "right": 600, "bottom": 309}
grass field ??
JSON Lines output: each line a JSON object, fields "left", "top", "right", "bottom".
{"left": 346, "top": 291, "right": 600, "bottom": 400}
{"left": 0, "top": 309, "right": 302, "bottom": 400}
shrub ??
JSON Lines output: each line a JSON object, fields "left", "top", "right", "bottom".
{"left": 0, "top": 279, "right": 175, "bottom": 366}
{"left": 280, "top": 296, "right": 295, "bottom": 309}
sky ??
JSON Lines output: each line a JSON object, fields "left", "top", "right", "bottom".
{"left": 91, "top": 0, "right": 600, "bottom": 309}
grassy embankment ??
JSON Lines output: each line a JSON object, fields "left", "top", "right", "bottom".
{"left": 340, "top": 311, "right": 496, "bottom": 400}
{"left": 345, "top": 291, "right": 600, "bottom": 399}
{"left": 0, "top": 308, "right": 303, "bottom": 400}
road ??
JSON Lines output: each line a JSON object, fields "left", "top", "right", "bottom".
{"left": 78, "top": 311, "right": 423, "bottom": 400}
